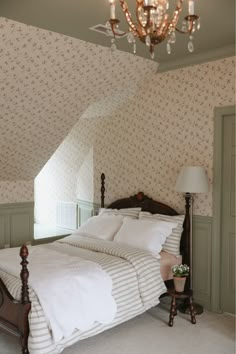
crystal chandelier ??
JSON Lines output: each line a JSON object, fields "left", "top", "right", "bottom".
{"left": 107, "top": 0, "right": 200, "bottom": 59}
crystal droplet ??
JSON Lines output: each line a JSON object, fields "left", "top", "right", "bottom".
{"left": 127, "top": 32, "right": 135, "bottom": 43}
{"left": 197, "top": 18, "right": 201, "bottom": 30}
{"left": 191, "top": 22, "right": 196, "bottom": 33}
{"left": 110, "top": 43, "right": 117, "bottom": 52}
{"left": 188, "top": 40, "right": 194, "bottom": 53}
{"left": 105, "top": 21, "right": 111, "bottom": 29}
{"left": 105, "top": 21, "right": 113, "bottom": 36}
{"left": 150, "top": 51, "right": 155, "bottom": 60}
{"left": 170, "top": 31, "right": 176, "bottom": 44}
{"left": 166, "top": 1, "right": 169, "bottom": 10}
{"left": 145, "top": 35, "right": 151, "bottom": 47}
{"left": 133, "top": 42, "right": 136, "bottom": 55}
{"left": 166, "top": 42, "right": 171, "bottom": 54}
{"left": 110, "top": 38, "right": 117, "bottom": 52}
{"left": 182, "top": 21, "right": 187, "bottom": 32}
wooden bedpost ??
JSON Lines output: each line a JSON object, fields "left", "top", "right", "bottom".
{"left": 20, "top": 245, "right": 30, "bottom": 305}
{"left": 101, "top": 173, "right": 105, "bottom": 208}
{"left": 20, "top": 245, "right": 31, "bottom": 354}
{"left": 182, "top": 193, "right": 191, "bottom": 290}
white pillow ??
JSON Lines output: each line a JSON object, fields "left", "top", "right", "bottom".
{"left": 99, "top": 207, "right": 141, "bottom": 219}
{"left": 139, "top": 212, "right": 185, "bottom": 256}
{"left": 75, "top": 215, "right": 124, "bottom": 241}
{"left": 113, "top": 218, "right": 177, "bottom": 255}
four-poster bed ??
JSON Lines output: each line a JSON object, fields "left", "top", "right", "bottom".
{"left": 0, "top": 173, "right": 191, "bottom": 354}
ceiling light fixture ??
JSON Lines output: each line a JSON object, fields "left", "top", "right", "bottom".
{"left": 107, "top": 0, "right": 200, "bottom": 59}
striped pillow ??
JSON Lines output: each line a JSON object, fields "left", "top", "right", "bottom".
{"left": 99, "top": 208, "right": 141, "bottom": 219}
{"left": 139, "top": 212, "right": 185, "bottom": 256}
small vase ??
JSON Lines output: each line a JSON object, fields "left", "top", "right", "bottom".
{"left": 173, "top": 276, "right": 186, "bottom": 293}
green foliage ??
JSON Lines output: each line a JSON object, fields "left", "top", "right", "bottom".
{"left": 171, "top": 264, "right": 189, "bottom": 277}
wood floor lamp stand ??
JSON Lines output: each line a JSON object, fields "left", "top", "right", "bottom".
{"left": 178, "top": 192, "right": 204, "bottom": 315}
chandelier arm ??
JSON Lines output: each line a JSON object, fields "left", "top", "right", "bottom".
{"left": 119, "top": 0, "right": 140, "bottom": 36}
{"left": 110, "top": 25, "right": 127, "bottom": 37}
{"left": 108, "top": 19, "right": 128, "bottom": 37}
{"left": 145, "top": 7, "right": 152, "bottom": 31}
{"left": 169, "top": 0, "right": 184, "bottom": 30}
{"left": 175, "top": 25, "right": 192, "bottom": 35}
{"left": 135, "top": 1, "right": 149, "bottom": 37}
{"left": 110, "top": 29, "right": 127, "bottom": 37}
{"left": 175, "top": 15, "right": 198, "bottom": 34}
{"left": 135, "top": 0, "right": 146, "bottom": 30}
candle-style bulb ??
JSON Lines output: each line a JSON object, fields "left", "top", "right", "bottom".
{"left": 188, "top": 0, "right": 195, "bottom": 15}
{"left": 109, "top": 0, "right": 116, "bottom": 19}
{"left": 144, "top": 0, "right": 155, "bottom": 5}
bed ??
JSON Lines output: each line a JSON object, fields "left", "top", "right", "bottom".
{"left": 0, "top": 173, "right": 190, "bottom": 354}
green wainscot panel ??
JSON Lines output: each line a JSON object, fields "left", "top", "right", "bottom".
{"left": 192, "top": 215, "right": 213, "bottom": 310}
{"left": 77, "top": 199, "right": 100, "bottom": 226}
{"left": 0, "top": 202, "right": 34, "bottom": 248}
{"left": 0, "top": 215, "right": 5, "bottom": 249}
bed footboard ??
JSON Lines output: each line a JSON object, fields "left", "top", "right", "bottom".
{"left": 0, "top": 245, "right": 31, "bottom": 354}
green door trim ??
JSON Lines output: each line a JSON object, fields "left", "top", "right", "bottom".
{"left": 212, "top": 105, "right": 236, "bottom": 312}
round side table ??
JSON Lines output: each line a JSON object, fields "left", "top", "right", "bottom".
{"left": 167, "top": 288, "right": 196, "bottom": 327}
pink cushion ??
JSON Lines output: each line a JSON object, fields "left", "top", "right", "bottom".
{"left": 160, "top": 251, "right": 182, "bottom": 281}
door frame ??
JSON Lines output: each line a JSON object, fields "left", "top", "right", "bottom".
{"left": 212, "top": 105, "right": 235, "bottom": 312}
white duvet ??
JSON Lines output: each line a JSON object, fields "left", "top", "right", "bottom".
{"left": 0, "top": 246, "right": 117, "bottom": 341}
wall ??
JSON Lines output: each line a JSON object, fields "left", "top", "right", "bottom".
{"left": 1, "top": 18, "right": 234, "bottom": 310}
{"left": 0, "top": 17, "right": 153, "bottom": 246}
{"left": 0, "top": 181, "right": 34, "bottom": 204}
{"left": 0, "top": 181, "right": 34, "bottom": 248}
{"left": 35, "top": 56, "right": 235, "bottom": 224}
{"left": 0, "top": 16, "right": 156, "bottom": 237}
{"left": 34, "top": 58, "right": 235, "bottom": 311}
{"left": 0, "top": 17, "right": 155, "bottom": 194}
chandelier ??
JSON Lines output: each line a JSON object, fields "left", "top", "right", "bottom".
{"left": 107, "top": 0, "right": 200, "bottom": 59}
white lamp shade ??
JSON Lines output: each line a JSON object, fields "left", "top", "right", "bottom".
{"left": 175, "top": 166, "right": 209, "bottom": 193}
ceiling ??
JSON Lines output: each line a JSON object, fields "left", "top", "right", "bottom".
{"left": 1, "top": 0, "right": 235, "bottom": 71}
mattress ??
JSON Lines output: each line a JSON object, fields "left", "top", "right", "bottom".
{"left": 160, "top": 251, "right": 182, "bottom": 281}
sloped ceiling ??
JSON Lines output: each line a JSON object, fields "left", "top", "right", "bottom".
{"left": 0, "top": 17, "right": 157, "bottom": 181}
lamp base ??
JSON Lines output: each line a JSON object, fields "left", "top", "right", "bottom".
{"left": 178, "top": 299, "right": 204, "bottom": 315}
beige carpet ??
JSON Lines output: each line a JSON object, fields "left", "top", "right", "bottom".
{"left": 0, "top": 300, "right": 235, "bottom": 354}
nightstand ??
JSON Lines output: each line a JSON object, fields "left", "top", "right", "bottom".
{"left": 167, "top": 288, "right": 196, "bottom": 327}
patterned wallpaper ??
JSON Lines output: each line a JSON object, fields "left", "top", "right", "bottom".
{"left": 0, "top": 17, "right": 156, "bottom": 203}
{"left": 35, "top": 57, "right": 235, "bottom": 224}
{"left": 0, "top": 181, "right": 34, "bottom": 204}
{"left": 0, "top": 18, "right": 234, "bottom": 212}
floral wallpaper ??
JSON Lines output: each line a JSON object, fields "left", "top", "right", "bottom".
{"left": 0, "top": 17, "right": 156, "bottom": 203}
{"left": 0, "top": 18, "right": 234, "bottom": 213}
{"left": 0, "top": 181, "right": 34, "bottom": 203}
{"left": 35, "top": 56, "right": 235, "bottom": 224}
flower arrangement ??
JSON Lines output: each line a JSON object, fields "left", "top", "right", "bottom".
{"left": 171, "top": 264, "right": 190, "bottom": 278}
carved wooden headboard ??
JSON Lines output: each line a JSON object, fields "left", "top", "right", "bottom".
{"left": 100, "top": 173, "right": 190, "bottom": 272}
